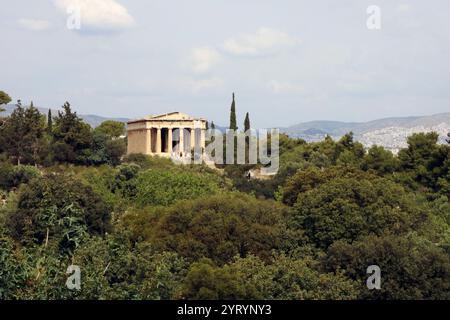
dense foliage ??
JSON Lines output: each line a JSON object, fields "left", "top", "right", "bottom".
{"left": 122, "top": 193, "right": 291, "bottom": 264}
{"left": 6, "top": 174, "right": 112, "bottom": 253}
{"left": 0, "top": 101, "right": 126, "bottom": 166}
{"left": 0, "top": 98, "right": 449, "bottom": 300}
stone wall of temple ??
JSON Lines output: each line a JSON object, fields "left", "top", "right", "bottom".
{"left": 126, "top": 112, "right": 207, "bottom": 157}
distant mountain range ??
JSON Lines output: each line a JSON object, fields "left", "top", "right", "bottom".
{"left": 2, "top": 104, "right": 449, "bottom": 152}
{"left": 281, "top": 113, "right": 450, "bottom": 152}
{"left": 1, "top": 104, "right": 129, "bottom": 128}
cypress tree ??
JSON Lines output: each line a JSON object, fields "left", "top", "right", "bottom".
{"left": 229, "top": 93, "right": 237, "bottom": 130}
{"left": 244, "top": 112, "right": 250, "bottom": 132}
{"left": 47, "top": 109, "right": 53, "bottom": 134}
{"left": 211, "top": 121, "right": 215, "bottom": 130}
{"left": 243, "top": 112, "right": 251, "bottom": 163}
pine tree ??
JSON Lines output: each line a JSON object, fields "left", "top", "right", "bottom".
{"left": 47, "top": 109, "right": 53, "bottom": 134}
{"left": 229, "top": 93, "right": 237, "bottom": 130}
{"left": 3, "top": 100, "right": 25, "bottom": 165}
{"left": 244, "top": 112, "right": 250, "bottom": 132}
{"left": 2, "top": 100, "right": 46, "bottom": 165}
{"left": 24, "top": 102, "right": 46, "bottom": 165}
{"left": 0, "top": 90, "right": 11, "bottom": 112}
{"left": 52, "top": 102, "right": 93, "bottom": 163}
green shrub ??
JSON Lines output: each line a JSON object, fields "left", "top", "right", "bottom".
{"left": 324, "top": 234, "right": 450, "bottom": 299}
{"left": 123, "top": 193, "right": 292, "bottom": 264}
{"left": 6, "top": 174, "right": 111, "bottom": 253}
{"left": 0, "top": 163, "right": 40, "bottom": 191}
{"left": 0, "top": 235, "right": 28, "bottom": 299}
{"left": 134, "top": 168, "right": 224, "bottom": 207}
{"left": 123, "top": 154, "right": 174, "bottom": 170}
{"left": 291, "top": 173, "right": 426, "bottom": 248}
{"left": 182, "top": 255, "right": 358, "bottom": 300}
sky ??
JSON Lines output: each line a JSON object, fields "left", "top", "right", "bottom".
{"left": 1, "top": 0, "right": 450, "bottom": 128}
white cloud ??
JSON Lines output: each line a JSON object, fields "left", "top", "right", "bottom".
{"left": 268, "top": 80, "right": 304, "bottom": 94}
{"left": 223, "top": 27, "right": 300, "bottom": 56}
{"left": 182, "top": 77, "right": 224, "bottom": 93}
{"left": 397, "top": 4, "right": 411, "bottom": 13}
{"left": 54, "top": 0, "right": 135, "bottom": 32}
{"left": 189, "top": 47, "right": 221, "bottom": 73}
{"left": 18, "top": 19, "right": 51, "bottom": 31}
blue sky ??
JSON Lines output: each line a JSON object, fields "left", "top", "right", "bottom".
{"left": 1, "top": 0, "right": 450, "bottom": 127}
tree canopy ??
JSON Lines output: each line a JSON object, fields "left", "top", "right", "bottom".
{"left": 0, "top": 100, "right": 449, "bottom": 300}
{"left": 0, "top": 90, "right": 12, "bottom": 111}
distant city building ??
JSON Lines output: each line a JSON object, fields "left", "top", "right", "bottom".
{"left": 126, "top": 112, "right": 207, "bottom": 157}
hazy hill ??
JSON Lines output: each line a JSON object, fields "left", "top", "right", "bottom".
{"left": 1, "top": 104, "right": 128, "bottom": 128}
{"left": 282, "top": 113, "right": 450, "bottom": 152}
{"left": 283, "top": 113, "right": 450, "bottom": 136}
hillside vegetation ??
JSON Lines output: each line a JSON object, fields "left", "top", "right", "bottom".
{"left": 0, "top": 100, "right": 449, "bottom": 300}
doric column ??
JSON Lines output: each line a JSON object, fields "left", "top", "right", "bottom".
{"left": 146, "top": 128, "right": 152, "bottom": 154}
{"left": 179, "top": 127, "right": 184, "bottom": 154}
{"left": 168, "top": 128, "right": 173, "bottom": 154}
{"left": 156, "top": 128, "right": 162, "bottom": 154}
{"left": 190, "top": 128, "right": 195, "bottom": 151}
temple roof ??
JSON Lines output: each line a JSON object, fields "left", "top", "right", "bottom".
{"left": 150, "top": 112, "right": 193, "bottom": 120}
{"left": 127, "top": 112, "right": 205, "bottom": 124}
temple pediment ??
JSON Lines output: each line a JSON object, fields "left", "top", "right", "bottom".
{"left": 150, "top": 112, "right": 193, "bottom": 120}
{"left": 128, "top": 112, "right": 205, "bottom": 124}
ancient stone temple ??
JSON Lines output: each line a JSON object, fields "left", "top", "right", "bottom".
{"left": 126, "top": 112, "right": 207, "bottom": 157}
